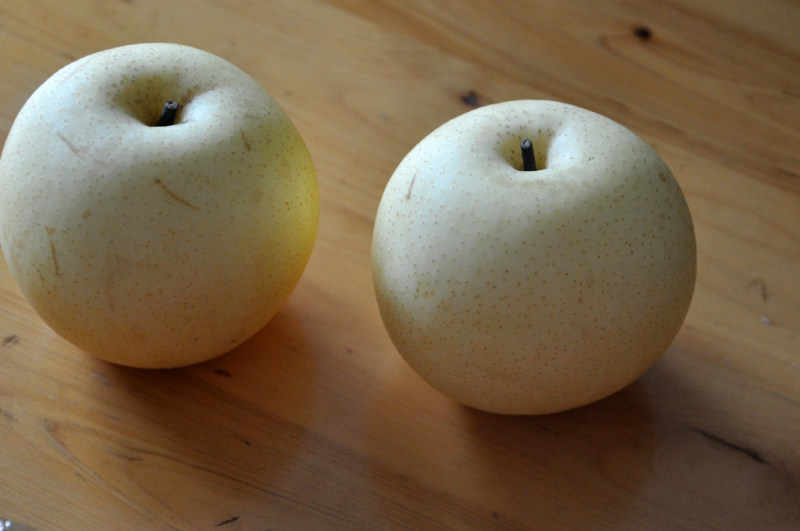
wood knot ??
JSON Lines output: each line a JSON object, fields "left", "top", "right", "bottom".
{"left": 461, "top": 90, "right": 481, "bottom": 107}
{"left": 634, "top": 25, "right": 653, "bottom": 41}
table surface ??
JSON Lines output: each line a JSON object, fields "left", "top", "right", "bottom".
{"left": 1, "top": 1, "right": 799, "bottom": 529}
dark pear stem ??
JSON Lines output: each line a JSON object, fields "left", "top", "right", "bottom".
{"left": 155, "top": 100, "right": 180, "bottom": 127}
{"left": 521, "top": 138, "right": 537, "bottom": 171}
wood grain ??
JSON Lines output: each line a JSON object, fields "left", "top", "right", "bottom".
{"left": 1, "top": 0, "right": 798, "bottom": 529}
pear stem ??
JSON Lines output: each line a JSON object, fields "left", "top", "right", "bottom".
{"left": 521, "top": 138, "right": 537, "bottom": 171}
{"left": 155, "top": 100, "right": 180, "bottom": 127}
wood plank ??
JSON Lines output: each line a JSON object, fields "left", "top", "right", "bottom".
{"left": 0, "top": 0, "right": 798, "bottom": 528}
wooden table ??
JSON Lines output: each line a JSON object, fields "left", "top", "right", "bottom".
{"left": 1, "top": 1, "right": 798, "bottom": 529}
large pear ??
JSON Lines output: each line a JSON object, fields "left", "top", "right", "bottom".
{"left": 372, "top": 100, "right": 696, "bottom": 414}
{"left": 0, "top": 43, "right": 319, "bottom": 368}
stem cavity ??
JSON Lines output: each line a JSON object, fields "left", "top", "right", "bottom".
{"left": 155, "top": 100, "right": 180, "bottom": 127}
{"left": 521, "top": 138, "right": 537, "bottom": 171}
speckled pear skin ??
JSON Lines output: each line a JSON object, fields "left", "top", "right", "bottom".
{"left": 0, "top": 43, "right": 319, "bottom": 368}
{"left": 372, "top": 100, "right": 696, "bottom": 415}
